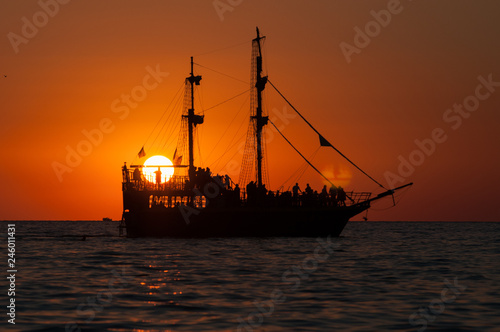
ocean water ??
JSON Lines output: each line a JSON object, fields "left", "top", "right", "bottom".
{"left": 1, "top": 221, "right": 499, "bottom": 331}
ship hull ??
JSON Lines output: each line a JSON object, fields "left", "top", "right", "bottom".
{"left": 123, "top": 204, "right": 369, "bottom": 238}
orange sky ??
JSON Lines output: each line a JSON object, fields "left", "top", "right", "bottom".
{"left": 1, "top": 0, "right": 499, "bottom": 221}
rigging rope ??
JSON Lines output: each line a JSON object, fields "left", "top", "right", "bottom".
{"left": 194, "top": 63, "right": 248, "bottom": 85}
{"left": 295, "top": 147, "right": 320, "bottom": 184}
{"left": 205, "top": 94, "right": 249, "bottom": 164}
{"left": 268, "top": 119, "right": 336, "bottom": 189}
{"left": 204, "top": 89, "right": 250, "bottom": 112}
{"left": 157, "top": 85, "right": 186, "bottom": 152}
{"left": 280, "top": 147, "right": 320, "bottom": 189}
{"left": 131, "top": 81, "right": 185, "bottom": 163}
{"left": 268, "top": 79, "right": 388, "bottom": 190}
{"left": 146, "top": 81, "right": 185, "bottom": 153}
{"left": 212, "top": 132, "right": 247, "bottom": 172}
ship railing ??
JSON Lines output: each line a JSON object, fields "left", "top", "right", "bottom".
{"left": 239, "top": 189, "right": 372, "bottom": 207}
{"left": 122, "top": 171, "right": 189, "bottom": 192}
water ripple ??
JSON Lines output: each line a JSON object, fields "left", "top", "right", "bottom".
{"left": 4, "top": 221, "right": 500, "bottom": 331}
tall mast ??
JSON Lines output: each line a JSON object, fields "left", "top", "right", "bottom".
{"left": 185, "top": 56, "right": 203, "bottom": 181}
{"left": 253, "top": 27, "right": 268, "bottom": 188}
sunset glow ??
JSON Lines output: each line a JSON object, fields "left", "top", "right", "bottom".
{"left": 322, "top": 164, "right": 352, "bottom": 189}
{"left": 2, "top": 2, "right": 499, "bottom": 330}
{"left": 0, "top": 1, "right": 499, "bottom": 222}
{"left": 143, "top": 155, "right": 174, "bottom": 183}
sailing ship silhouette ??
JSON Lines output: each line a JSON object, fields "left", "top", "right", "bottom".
{"left": 119, "top": 28, "right": 412, "bottom": 237}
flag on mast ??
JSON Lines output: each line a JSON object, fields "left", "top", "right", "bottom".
{"left": 319, "top": 134, "right": 333, "bottom": 147}
{"left": 138, "top": 146, "right": 146, "bottom": 158}
{"left": 173, "top": 148, "right": 182, "bottom": 166}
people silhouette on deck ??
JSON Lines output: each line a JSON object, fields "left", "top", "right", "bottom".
{"left": 320, "top": 185, "right": 328, "bottom": 206}
{"left": 193, "top": 167, "right": 214, "bottom": 188}
{"left": 305, "top": 183, "right": 313, "bottom": 196}
{"left": 133, "top": 167, "right": 142, "bottom": 185}
{"left": 329, "top": 185, "right": 338, "bottom": 206}
{"left": 155, "top": 167, "right": 162, "bottom": 186}
{"left": 246, "top": 181, "right": 256, "bottom": 205}
{"left": 224, "top": 174, "right": 231, "bottom": 189}
{"left": 122, "top": 162, "right": 130, "bottom": 183}
{"left": 292, "top": 183, "right": 301, "bottom": 206}
{"left": 182, "top": 173, "right": 352, "bottom": 208}
{"left": 234, "top": 184, "right": 240, "bottom": 205}
{"left": 337, "top": 186, "right": 346, "bottom": 206}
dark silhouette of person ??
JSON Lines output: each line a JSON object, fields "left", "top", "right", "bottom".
{"left": 234, "top": 184, "right": 240, "bottom": 198}
{"left": 320, "top": 185, "right": 328, "bottom": 205}
{"left": 329, "top": 185, "right": 337, "bottom": 198}
{"left": 321, "top": 185, "right": 328, "bottom": 195}
{"left": 305, "top": 183, "right": 313, "bottom": 195}
{"left": 233, "top": 184, "right": 241, "bottom": 206}
{"left": 155, "top": 167, "right": 162, "bottom": 186}
{"left": 292, "top": 183, "right": 301, "bottom": 206}
{"left": 292, "top": 183, "right": 301, "bottom": 198}
{"left": 329, "top": 185, "right": 337, "bottom": 206}
{"left": 122, "top": 162, "right": 130, "bottom": 183}
{"left": 133, "top": 167, "right": 142, "bottom": 184}
{"left": 337, "top": 186, "right": 346, "bottom": 206}
{"left": 224, "top": 174, "right": 231, "bottom": 189}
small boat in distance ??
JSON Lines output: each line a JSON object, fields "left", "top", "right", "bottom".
{"left": 102, "top": 217, "right": 112, "bottom": 222}
{"left": 119, "top": 28, "right": 412, "bottom": 238}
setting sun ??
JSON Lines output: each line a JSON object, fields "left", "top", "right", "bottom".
{"left": 143, "top": 155, "right": 174, "bottom": 183}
